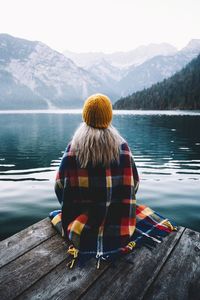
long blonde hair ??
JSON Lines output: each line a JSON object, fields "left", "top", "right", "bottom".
{"left": 70, "top": 122, "right": 125, "bottom": 168}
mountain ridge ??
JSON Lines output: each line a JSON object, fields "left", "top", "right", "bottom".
{"left": 64, "top": 39, "right": 200, "bottom": 99}
{"left": 0, "top": 33, "right": 107, "bottom": 109}
{"left": 63, "top": 43, "right": 177, "bottom": 68}
{"left": 113, "top": 54, "right": 200, "bottom": 110}
{"left": 1, "top": 34, "right": 200, "bottom": 109}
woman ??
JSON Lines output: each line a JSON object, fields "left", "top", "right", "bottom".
{"left": 50, "top": 93, "right": 176, "bottom": 268}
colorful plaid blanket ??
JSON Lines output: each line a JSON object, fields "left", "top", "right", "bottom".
{"left": 52, "top": 142, "right": 176, "bottom": 268}
{"left": 49, "top": 205, "right": 176, "bottom": 267}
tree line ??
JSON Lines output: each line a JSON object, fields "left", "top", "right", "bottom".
{"left": 114, "top": 54, "right": 200, "bottom": 110}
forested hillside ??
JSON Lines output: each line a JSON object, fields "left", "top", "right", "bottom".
{"left": 114, "top": 54, "right": 200, "bottom": 110}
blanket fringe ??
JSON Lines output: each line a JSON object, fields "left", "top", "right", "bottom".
{"left": 66, "top": 245, "right": 79, "bottom": 269}
{"left": 121, "top": 241, "right": 136, "bottom": 254}
{"left": 96, "top": 254, "right": 108, "bottom": 269}
{"left": 161, "top": 219, "right": 177, "bottom": 231}
{"left": 127, "top": 241, "right": 136, "bottom": 250}
{"left": 142, "top": 232, "right": 162, "bottom": 243}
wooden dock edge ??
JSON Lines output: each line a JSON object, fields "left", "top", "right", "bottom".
{"left": 0, "top": 219, "right": 199, "bottom": 300}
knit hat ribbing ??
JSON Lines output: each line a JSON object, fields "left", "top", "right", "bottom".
{"left": 82, "top": 94, "right": 112, "bottom": 129}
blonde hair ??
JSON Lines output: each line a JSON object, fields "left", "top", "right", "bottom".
{"left": 70, "top": 122, "right": 125, "bottom": 168}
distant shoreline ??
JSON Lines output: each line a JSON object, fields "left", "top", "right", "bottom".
{"left": 0, "top": 109, "right": 200, "bottom": 116}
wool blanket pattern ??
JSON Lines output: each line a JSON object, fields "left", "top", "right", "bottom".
{"left": 53, "top": 142, "right": 175, "bottom": 261}
{"left": 49, "top": 205, "right": 175, "bottom": 255}
{"left": 54, "top": 142, "right": 140, "bottom": 256}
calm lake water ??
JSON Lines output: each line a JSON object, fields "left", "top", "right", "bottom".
{"left": 0, "top": 110, "right": 200, "bottom": 240}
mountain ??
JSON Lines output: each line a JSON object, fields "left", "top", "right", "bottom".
{"left": 116, "top": 39, "right": 200, "bottom": 98}
{"left": 181, "top": 39, "right": 200, "bottom": 59}
{"left": 64, "top": 41, "right": 200, "bottom": 100}
{"left": 85, "top": 58, "right": 125, "bottom": 81}
{"left": 0, "top": 34, "right": 107, "bottom": 109}
{"left": 63, "top": 43, "right": 179, "bottom": 100}
{"left": 1, "top": 35, "right": 200, "bottom": 109}
{"left": 64, "top": 43, "right": 177, "bottom": 68}
{"left": 113, "top": 54, "right": 200, "bottom": 110}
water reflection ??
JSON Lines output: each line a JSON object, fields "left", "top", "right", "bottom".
{"left": 0, "top": 111, "right": 200, "bottom": 239}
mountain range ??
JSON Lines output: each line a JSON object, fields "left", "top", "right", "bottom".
{"left": 114, "top": 54, "right": 200, "bottom": 110}
{"left": 65, "top": 40, "right": 200, "bottom": 99}
{"left": 0, "top": 34, "right": 200, "bottom": 109}
{"left": 0, "top": 34, "right": 104, "bottom": 109}
{"left": 63, "top": 43, "right": 177, "bottom": 68}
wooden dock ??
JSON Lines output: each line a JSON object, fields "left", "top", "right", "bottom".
{"left": 0, "top": 218, "right": 199, "bottom": 300}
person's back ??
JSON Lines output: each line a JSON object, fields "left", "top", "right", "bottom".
{"left": 50, "top": 93, "right": 176, "bottom": 268}
{"left": 57, "top": 140, "right": 139, "bottom": 254}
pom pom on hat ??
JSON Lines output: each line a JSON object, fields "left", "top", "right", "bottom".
{"left": 82, "top": 94, "right": 112, "bottom": 129}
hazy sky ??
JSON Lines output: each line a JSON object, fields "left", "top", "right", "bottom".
{"left": 0, "top": 0, "right": 200, "bottom": 53}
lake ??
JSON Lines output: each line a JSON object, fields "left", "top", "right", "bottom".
{"left": 0, "top": 110, "right": 200, "bottom": 240}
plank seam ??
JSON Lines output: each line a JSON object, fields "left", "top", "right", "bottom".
{"left": 14, "top": 228, "right": 185, "bottom": 300}
{"left": 16, "top": 253, "right": 111, "bottom": 300}
{"left": 0, "top": 217, "right": 49, "bottom": 244}
{"left": 74, "top": 228, "right": 186, "bottom": 300}
{"left": 141, "top": 227, "right": 186, "bottom": 300}
{"left": 15, "top": 238, "right": 96, "bottom": 299}
{"left": 75, "top": 263, "right": 114, "bottom": 300}
{"left": 15, "top": 256, "right": 68, "bottom": 299}
{"left": 0, "top": 232, "right": 57, "bottom": 270}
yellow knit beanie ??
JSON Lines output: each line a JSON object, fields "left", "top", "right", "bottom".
{"left": 82, "top": 93, "right": 112, "bottom": 129}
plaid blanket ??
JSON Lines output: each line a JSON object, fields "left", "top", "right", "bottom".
{"left": 52, "top": 142, "right": 176, "bottom": 266}
{"left": 49, "top": 205, "right": 177, "bottom": 268}
{"left": 50, "top": 205, "right": 175, "bottom": 253}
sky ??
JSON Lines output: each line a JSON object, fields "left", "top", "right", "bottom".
{"left": 0, "top": 0, "right": 200, "bottom": 53}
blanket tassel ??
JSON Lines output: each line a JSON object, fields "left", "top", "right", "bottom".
{"left": 66, "top": 245, "right": 79, "bottom": 269}
{"left": 162, "top": 219, "right": 177, "bottom": 231}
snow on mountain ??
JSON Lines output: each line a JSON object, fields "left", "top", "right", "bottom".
{"left": 180, "top": 39, "right": 200, "bottom": 60}
{"left": 64, "top": 41, "right": 200, "bottom": 100}
{"left": 63, "top": 50, "right": 105, "bottom": 68}
{"left": 63, "top": 43, "right": 178, "bottom": 100}
{"left": 64, "top": 43, "right": 177, "bottom": 69}
{"left": 106, "top": 43, "right": 177, "bottom": 68}
{"left": 182, "top": 39, "right": 200, "bottom": 51}
{"left": 85, "top": 58, "right": 127, "bottom": 82}
{"left": 1, "top": 34, "right": 200, "bottom": 109}
{"left": 117, "top": 54, "right": 189, "bottom": 97}
{"left": 0, "top": 34, "right": 105, "bottom": 109}
{"left": 116, "top": 39, "right": 200, "bottom": 97}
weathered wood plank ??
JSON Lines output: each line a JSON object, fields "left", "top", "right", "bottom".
{"left": 17, "top": 258, "right": 110, "bottom": 300}
{"left": 143, "top": 228, "right": 200, "bottom": 300}
{"left": 17, "top": 228, "right": 184, "bottom": 300}
{"left": 79, "top": 228, "right": 185, "bottom": 300}
{"left": 0, "top": 234, "right": 68, "bottom": 300}
{"left": 0, "top": 218, "right": 56, "bottom": 268}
